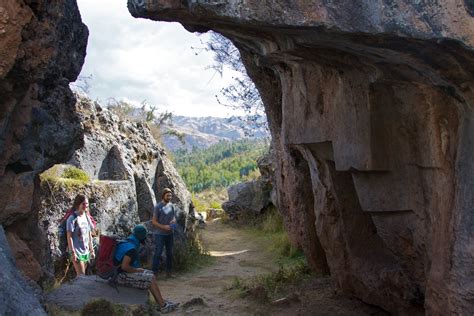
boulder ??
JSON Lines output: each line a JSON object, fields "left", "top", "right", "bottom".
{"left": 0, "top": 225, "right": 46, "bottom": 316}
{"left": 222, "top": 148, "right": 276, "bottom": 219}
{"left": 129, "top": 1, "right": 474, "bottom": 314}
{"left": 223, "top": 180, "right": 272, "bottom": 218}
{"left": 44, "top": 275, "right": 148, "bottom": 311}
{"left": 38, "top": 171, "right": 139, "bottom": 277}
{"left": 5, "top": 231, "right": 42, "bottom": 282}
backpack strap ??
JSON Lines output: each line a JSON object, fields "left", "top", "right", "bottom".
{"left": 85, "top": 212, "right": 93, "bottom": 232}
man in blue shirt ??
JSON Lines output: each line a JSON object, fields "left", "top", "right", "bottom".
{"left": 114, "top": 225, "right": 177, "bottom": 313}
{"left": 151, "top": 188, "right": 177, "bottom": 277}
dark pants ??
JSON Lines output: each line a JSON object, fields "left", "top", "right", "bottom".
{"left": 152, "top": 234, "right": 173, "bottom": 273}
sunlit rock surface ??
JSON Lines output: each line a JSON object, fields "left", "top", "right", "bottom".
{"left": 128, "top": 0, "right": 474, "bottom": 314}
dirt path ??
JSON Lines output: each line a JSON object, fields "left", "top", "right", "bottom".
{"left": 157, "top": 220, "right": 387, "bottom": 315}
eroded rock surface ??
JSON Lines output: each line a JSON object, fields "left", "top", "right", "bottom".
{"left": 0, "top": 226, "right": 46, "bottom": 315}
{"left": 128, "top": 1, "right": 474, "bottom": 314}
{"left": 0, "top": 0, "right": 88, "bottom": 287}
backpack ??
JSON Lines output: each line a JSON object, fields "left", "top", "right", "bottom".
{"left": 97, "top": 235, "right": 137, "bottom": 291}
{"left": 97, "top": 235, "right": 121, "bottom": 280}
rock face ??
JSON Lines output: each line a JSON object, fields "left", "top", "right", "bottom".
{"left": 0, "top": 0, "right": 87, "bottom": 286}
{"left": 128, "top": 1, "right": 474, "bottom": 314}
{"left": 0, "top": 226, "right": 47, "bottom": 316}
{"left": 38, "top": 96, "right": 193, "bottom": 278}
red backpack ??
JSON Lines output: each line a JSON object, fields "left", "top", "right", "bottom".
{"left": 97, "top": 235, "right": 120, "bottom": 280}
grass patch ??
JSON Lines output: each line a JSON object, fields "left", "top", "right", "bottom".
{"left": 62, "top": 166, "right": 90, "bottom": 182}
{"left": 227, "top": 260, "right": 312, "bottom": 301}
{"left": 225, "top": 206, "right": 311, "bottom": 301}
{"left": 240, "top": 206, "right": 303, "bottom": 264}
{"left": 40, "top": 164, "right": 90, "bottom": 191}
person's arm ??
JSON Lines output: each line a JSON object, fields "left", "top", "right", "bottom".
{"left": 67, "top": 231, "right": 77, "bottom": 262}
{"left": 121, "top": 255, "right": 144, "bottom": 273}
{"left": 170, "top": 205, "right": 177, "bottom": 224}
{"left": 86, "top": 215, "right": 95, "bottom": 258}
{"left": 152, "top": 214, "right": 171, "bottom": 232}
{"left": 66, "top": 216, "right": 77, "bottom": 261}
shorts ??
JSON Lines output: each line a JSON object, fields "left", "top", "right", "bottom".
{"left": 69, "top": 251, "right": 90, "bottom": 263}
{"left": 116, "top": 269, "right": 154, "bottom": 290}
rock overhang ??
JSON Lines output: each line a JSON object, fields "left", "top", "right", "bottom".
{"left": 125, "top": 0, "right": 474, "bottom": 315}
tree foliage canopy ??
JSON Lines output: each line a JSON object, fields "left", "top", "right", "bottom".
{"left": 174, "top": 139, "right": 269, "bottom": 192}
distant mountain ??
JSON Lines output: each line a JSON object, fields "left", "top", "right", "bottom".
{"left": 161, "top": 116, "right": 269, "bottom": 152}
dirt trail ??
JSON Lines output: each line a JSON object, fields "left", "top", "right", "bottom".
{"left": 158, "top": 220, "right": 387, "bottom": 315}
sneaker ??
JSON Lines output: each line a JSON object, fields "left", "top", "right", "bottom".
{"left": 165, "top": 300, "right": 179, "bottom": 308}
{"left": 159, "top": 302, "right": 176, "bottom": 314}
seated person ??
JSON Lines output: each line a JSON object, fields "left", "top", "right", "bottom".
{"left": 113, "top": 225, "right": 177, "bottom": 313}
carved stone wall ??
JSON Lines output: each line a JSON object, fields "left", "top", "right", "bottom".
{"left": 128, "top": 1, "right": 474, "bottom": 314}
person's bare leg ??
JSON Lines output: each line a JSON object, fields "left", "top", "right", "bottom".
{"left": 73, "top": 261, "right": 86, "bottom": 277}
{"left": 150, "top": 276, "right": 165, "bottom": 307}
{"left": 72, "top": 259, "right": 82, "bottom": 277}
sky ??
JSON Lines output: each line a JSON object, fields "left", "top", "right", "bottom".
{"left": 75, "top": 0, "right": 241, "bottom": 117}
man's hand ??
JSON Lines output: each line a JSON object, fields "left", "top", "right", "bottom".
{"left": 163, "top": 225, "right": 172, "bottom": 232}
{"left": 71, "top": 252, "right": 78, "bottom": 262}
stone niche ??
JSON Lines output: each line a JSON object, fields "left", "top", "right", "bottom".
{"left": 127, "top": 0, "right": 474, "bottom": 315}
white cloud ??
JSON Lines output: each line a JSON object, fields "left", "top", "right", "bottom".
{"left": 76, "top": 0, "right": 242, "bottom": 117}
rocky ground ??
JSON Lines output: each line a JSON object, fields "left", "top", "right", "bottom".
{"left": 46, "top": 220, "right": 387, "bottom": 315}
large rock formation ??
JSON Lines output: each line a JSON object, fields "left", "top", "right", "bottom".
{"left": 38, "top": 95, "right": 193, "bottom": 278}
{"left": 0, "top": 0, "right": 87, "bottom": 283}
{"left": 128, "top": 1, "right": 474, "bottom": 314}
{"left": 0, "top": 0, "right": 195, "bottom": 289}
